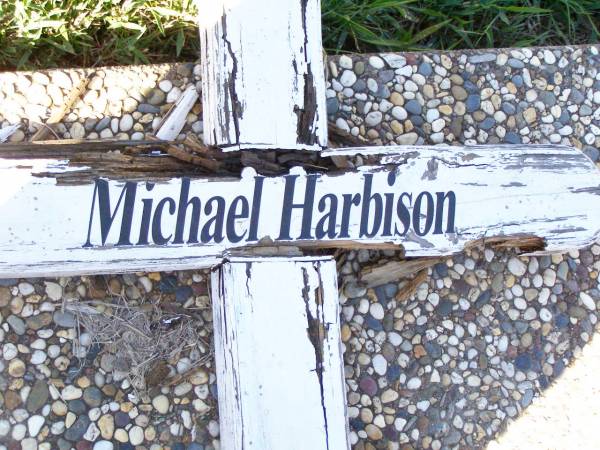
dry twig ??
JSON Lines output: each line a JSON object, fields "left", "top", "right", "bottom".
{"left": 64, "top": 298, "right": 209, "bottom": 392}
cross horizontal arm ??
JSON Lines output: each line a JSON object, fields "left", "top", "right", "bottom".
{"left": 0, "top": 143, "right": 598, "bottom": 278}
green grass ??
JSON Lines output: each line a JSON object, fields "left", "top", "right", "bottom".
{"left": 0, "top": 0, "right": 598, "bottom": 70}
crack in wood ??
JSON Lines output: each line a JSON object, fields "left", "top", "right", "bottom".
{"left": 301, "top": 265, "right": 330, "bottom": 449}
{"left": 221, "top": 15, "right": 242, "bottom": 146}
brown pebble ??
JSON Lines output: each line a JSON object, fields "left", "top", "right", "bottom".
{"left": 102, "top": 385, "right": 117, "bottom": 397}
{"left": 108, "top": 278, "right": 122, "bottom": 294}
{"left": 4, "top": 389, "right": 22, "bottom": 409}
{"left": 414, "top": 345, "right": 427, "bottom": 358}
{"left": 76, "top": 442, "right": 92, "bottom": 450}
{"left": 417, "top": 416, "right": 429, "bottom": 433}
{"left": 0, "top": 286, "right": 11, "bottom": 307}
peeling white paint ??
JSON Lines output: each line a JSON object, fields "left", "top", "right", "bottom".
{"left": 211, "top": 257, "right": 349, "bottom": 450}
{"left": 198, "top": 0, "right": 327, "bottom": 151}
{"left": 0, "top": 143, "right": 599, "bottom": 277}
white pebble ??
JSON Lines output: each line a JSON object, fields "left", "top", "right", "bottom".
{"left": 368, "top": 56, "right": 384, "bottom": 69}
{"left": 158, "top": 80, "right": 173, "bottom": 92}
{"left": 508, "top": 257, "right": 527, "bottom": 276}
{"left": 44, "top": 282, "right": 62, "bottom": 301}
{"left": 369, "top": 303, "right": 385, "bottom": 320}
{"left": 0, "top": 419, "right": 9, "bottom": 437}
{"left": 129, "top": 426, "right": 144, "bottom": 446}
{"left": 94, "top": 441, "right": 114, "bottom": 450}
{"left": 27, "top": 415, "right": 45, "bottom": 437}
{"left": 3, "top": 343, "right": 18, "bottom": 360}
{"left": 119, "top": 114, "right": 133, "bottom": 132}
{"left": 407, "top": 377, "right": 422, "bottom": 389}
{"left": 61, "top": 385, "right": 82, "bottom": 400}
{"left": 152, "top": 395, "right": 170, "bottom": 414}
{"left": 339, "top": 55, "right": 353, "bottom": 69}
{"left": 12, "top": 423, "right": 26, "bottom": 440}
{"left": 539, "top": 307, "right": 552, "bottom": 322}
{"left": 466, "top": 375, "right": 481, "bottom": 387}
{"left": 372, "top": 354, "right": 387, "bottom": 376}
{"left": 18, "top": 282, "right": 35, "bottom": 296}
{"left": 21, "top": 438, "right": 37, "bottom": 450}
{"left": 30, "top": 350, "right": 47, "bottom": 365}
{"left": 580, "top": 292, "right": 596, "bottom": 310}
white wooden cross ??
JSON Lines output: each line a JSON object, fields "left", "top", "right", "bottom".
{"left": 1, "top": 0, "right": 600, "bottom": 448}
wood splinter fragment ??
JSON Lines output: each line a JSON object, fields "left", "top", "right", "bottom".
{"left": 395, "top": 270, "right": 429, "bottom": 303}
{"left": 359, "top": 258, "right": 442, "bottom": 287}
{"left": 30, "top": 73, "right": 92, "bottom": 142}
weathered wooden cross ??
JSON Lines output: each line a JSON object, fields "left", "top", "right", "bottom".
{"left": 1, "top": 0, "right": 600, "bottom": 448}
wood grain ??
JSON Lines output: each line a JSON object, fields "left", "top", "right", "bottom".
{"left": 0, "top": 144, "right": 599, "bottom": 277}
{"left": 198, "top": 0, "right": 328, "bottom": 151}
{"left": 211, "top": 257, "right": 349, "bottom": 450}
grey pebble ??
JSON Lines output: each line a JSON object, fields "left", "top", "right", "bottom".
{"left": 539, "top": 91, "right": 556, "bottom": 106}
{"left": 64, "top": 415, "right": 90, "bottom": 441}
{"left": 405, "top": 99, "right": 422, "bottom": 115}
{"left": 583, "top": 146, "right": 599, "bottom": 162}
{"left": 138, "top": 103, "right": 161, "bottom": 114}
{"left": 504, "top": 132, "right": 521, "bottom": 144}
{"left": 469, "top": 53, "right": 497, "bottom": 64}
{"left": 465, "top": 94, "right": 480, "bottom": 112}
{"left": 53, "top": 311, "right": 77, "bottom": 328}
{"left": 569, "top": 89, "right": 585, "bottom": 104}
{"left": 326, "top": 98, "right": 339, "bottom": 115}
{"left": 507, "top": 58, "right": 525, "bottom": 69}
{"left": 83, "top": 386, "right": 103, "bottom": 407}
{"left": 7, "top": 315, "right": 26, "bottom": 335}
{"left": 502, "top": 103, "right": 516, "bottom": 115}
{"left": 146, "top": 88, "right": 166, "bottom": 106}
{"left": 418, "top": 62, "right": 432, "bottom": 76}
{"left": 26, "top": 380, "right": 49, "bottom": 413}
{"left": 95, "top": 117, "right": 111, "bottom": 132}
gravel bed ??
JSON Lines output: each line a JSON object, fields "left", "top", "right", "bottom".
{"left": 0, "top": 45, "right": 599, "bottom": 449}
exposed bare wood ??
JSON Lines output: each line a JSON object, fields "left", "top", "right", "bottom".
{"left": 464, "top": 235, "right": 546, "bottom": 253}
{"left": 360, "top": 258, "right": 442, "bottom": 287}
{"left": 0, "top": 138, "right": 168, "bottom": 158}
{"left": 155, "top": 85, "right": 199, "bottom": 141}
{"left": 211, "top": 257, "right": 349, "bottom": 450}
{"left": 1, "top": 143, "right": 600, "bottom": 277}
{"left": 162, "top": 142, "right": 225, "bottom": 173}
{"left": 198, "top": 0, "right": 327, "bottom": 151}
{"left": 30, "top": 74, "right": 91, "bottom": 141}
{"left": 327, "top": 121, "right": 373, "bottom": 148}
{"left": 395, "top": 269, "right": 430, "bottom": 302}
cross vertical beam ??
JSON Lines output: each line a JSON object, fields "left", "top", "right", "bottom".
{"left": 211, "top": 257, "right": 349, "bottom": 449}
{"left": 198, "top": 0, "right": 328, "bottom": 151}
{"left": 198, "top": 0, "right": 349, "bottom": 446}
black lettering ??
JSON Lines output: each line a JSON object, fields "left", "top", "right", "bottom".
{"left": 226, "top": 195, "right": 249, "bottom": 243}
{"left": 247, "top": 177, "right": 264, "bottom": 242}
{"left": 137, "top": 182, "right": 155, "bottom": 245}
{"left": 395, "top": 193, "right": 412, "bottom": 236}
{"left": 152, "top": 197, "right": 176, "bottom": 245}
{"left": 339, "top": 193, "right": 361, "bottom": 238}
{"left": 434, "top": 191, "right": 457, "bottom": 234}
{"left": 359, "top": 174, "right": 383, "bottom": 238}
{"left": 315, "top": 194, "right": 338, "bottom": 239}
{"left": 413, "top": 192, "right": 434, "bottom": 236}
{"left": 278, "top": 175, "right": 317, "bottom": 240}
{"left": 84, "top": 179, "right": 137, "bottom": 247}
{"left": 382, "top": 172, "right": 397, "bottom": 236}
{"left": 173, "top": 178, "right": 201, "bottom": 244}
{"left": 201, "top": 196, "right": 226, "bottom": 243}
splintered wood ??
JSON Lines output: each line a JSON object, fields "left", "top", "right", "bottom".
{"left": 211, "top": 257, "right": 349, "bottom": 450}
{"left": 198, "top": 0, "right": 327, "bottom": 151}
{"left": 1, "top": 143, "right": 599, "bottom": 277}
